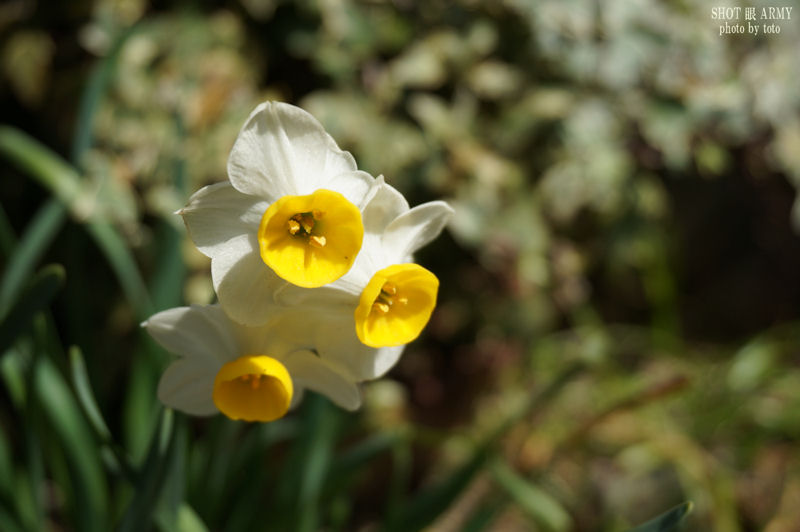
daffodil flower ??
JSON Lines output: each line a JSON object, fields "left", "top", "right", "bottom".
{"left": 276, "top": 179, "right": 454, "bottom": 357}
{"left": 143, "top": 304, "right": 362, "bottom": 421}
{"left": 181, "top": 102, "right": 377, "bottom": 326}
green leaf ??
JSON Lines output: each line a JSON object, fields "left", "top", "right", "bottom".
{"left": 118, "top": 408, "right": 176, "bottom": 532}
{"left": 0, "top": 126, "right": 153, "bottom": 320}
{"left": 490, "top": 458, "right": 570, "bottom": 531}
{"left": 461, "top": 497, "right": 506, "bottom": 532}
{"left": 157, "top": 503, "right": 209, "bottom": 532}
{"left": 85, "top": 221, "right": 153, "bottom": 320}
{"left": 71, "top": 25, "right": 138, "bottom": 166}
{"left": 296, "top": 396, "right": 341, "bottom": 532}
{"left": 35, "top": 356, "right": 108, "bottom": 531}
{"left": 386, "top": 444, "right": 491, "bottom": 532}
{"left": 0, "top": 126, "right": 82, "bottom": 208}
{"left": 69, "top": 345, "right": 137, "bottom": 480}
{"left": 148, "top": 220, "right": 186, "bottom": 312}
{"left": 69, "top": 345, "right": 112, "bottom": 441}
{"left": 386, "top": 362, "right": 585, "bottom": 532}
{"left": 0, "top": 265, "right": 65, "bottom": 356}
{"left": 324, "top": 431, "right": 402, "bottom": 495}
{"left": 0, "top": 199, "right": 66, "bottom": 319}
{"left": 0, "top": 202, "right": 15, "bottom": 257}
{"left": 0, "top": 424, "right": 12, "bottom": 498}
{"left": 627, "top": 502, "right": 693, "bottom": 532}
{"left": 0, "top": 503, "right": 25, "bottom": 532}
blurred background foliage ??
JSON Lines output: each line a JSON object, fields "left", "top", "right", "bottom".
{"left": 1, "top": 0, "right": 800, "bottom": 530}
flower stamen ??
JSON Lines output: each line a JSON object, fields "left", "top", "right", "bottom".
{"left": 286, "top": 218, "right": 301, "bottom": 235}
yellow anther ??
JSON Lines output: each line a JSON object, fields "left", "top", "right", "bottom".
{"left": 287, "top": 219, "right": 301, "bottom": 235}
{"left": 396, "top": 296, "right": 408, "bottom": 305}
{"left": 309, "top": 235, "right": 327, "bottom": 248}
{"left": 381, "top": 282, "right": 397, "bottom": 296}
{"left": 372, "top": 302, "right": 390, "bottom": 314}
{"left": 299, "top": 214, "right": 314, "bottom": 234}
{"left": 251, "top": 376, "right": 261, "bottom": 390}
{"left": 240, "top": 374, "right": 250, "bottom": 381}
{"left": 312, "top": 210, "right": 325, "bottom": 220}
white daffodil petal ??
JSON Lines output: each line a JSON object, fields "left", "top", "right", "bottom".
{"left": 362, "top": 179, "right": 410, "bottom": 235}
{"left": 293, "top": 310, "right": 404, "bottom": 381}
{"left": 347, "top": 179, "right": 411, "bottom": 280}
{"left": 284, "top": 350, "right": 362, "bottom": 411}
{"left": 383, "top": 201, "right": 454, "bottom": 260}
{"left": 231, "top": 307, "right": 394, "bottom": 382}
{"left": 181, "top": 182, "right": 268, "bottom": 258}
{"left": 143, "top": 306, "right": 237, "bottom": 366}
{"left": 157, "top": 358, "right": 219, "bottom": 416}
{"left": 323, "top": 170, "right": 380, "bottom": 208}
{"left": 227, "top": 102, "right": 357, "bottom": 202}
{"left": 272, "top": 280, "right": 360, "bottom": 308}
{"left": 212, "top": 234, "right": 287, "bottom": 326}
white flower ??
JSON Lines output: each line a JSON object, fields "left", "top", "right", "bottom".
{"left": 274, "top": 179, "right": 454, "bottom": 371}
{"left": 180, "top": 101, "right": 377, "bottom": 326}
{"left": 143, "top": 304, "right": 362, "bottom": 421}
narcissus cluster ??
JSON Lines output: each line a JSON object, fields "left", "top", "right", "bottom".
{"left": 144, "top": 102, "right": 453, "bottom": 422}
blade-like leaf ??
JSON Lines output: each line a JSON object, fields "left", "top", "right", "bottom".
{"left": 0, "top": 265, "right": 65, "bottom": 356}
{"left": 490, "top": 458, "right": 570, "bottom": 531}
{"left": 69, "top": 345, "right": 137, "bottom": 480}
{"left": 0, "top": 126, "right": 82, "bottom": 208}
{"left": 297, "top": 396, "right": 341, "bottom": 532}
{"left": 35, "top": 356, "right": 108, "bottom": 531}
{"left": 386, "top": 445, "right": 491, "bottom": 532}
{"left": 118, "top": 408, "right": 176, "bottom": 532}
{"left": 0, "top": 199, "right": 66, "bottom": 319}
{"left": 71, "top": 25, "right": 137, "bottom": 166}
{"left": 627, "top": 502, "right": 693, "bottom": 532}
{"left": 387, "top": 362, "right": 585, "bottom": 532}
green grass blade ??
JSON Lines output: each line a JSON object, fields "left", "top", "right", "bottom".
{"left": 69, "top": 345, "right": 138, "bottom": 480}
{"left": 0, "top": 265, "right": 65, "bottom": 356}
{"left": 156, "top": 503, "right": 209, "bottom": 532}
{"left": 627, "top": 502, "right": 693, "bottom": 532}
{"left": 387, "top": 445, "right": 491, "bottom": 532}
{"left": 0, "top": 503, "right": 25, "bottom": 532}
{"left": 0, "top": 126, "right": 82, "bottom": 207}
{"left": 461, "top": 497, "right": 506, "bottom": 532}
{"left": 71, "top": 26, "right": 137, "bottom": 167}
{"left": 148, "top": 220, "right": 186, "bottom": 312}
{"left": 323, "top": 431, "right": 401, "bottom": 496}
{"left": 118, "top": 408, "right": 176, "bottom": 532}
{"left": 0, "top": 199, "right": 66, "bottom": 319}
{"left": 68, "top": 345, "right": 112, "bottom": 441}
{"left": 0, "top": 424, "right": 12, "bottom": 499}
{"left": 35, "top": 356, "right": 109, "bottom": 531}
{"left": 0, "top": 202, "right": 17, "bottom": 257}
{"left": 0, "top": 126, "right": 153, "bottom": 319}
{"left": 387, "top": 362, "right": 585, "bottom": 532}
{"left": 85, "top": 221, "right": 153, "bottom": 319}
{"left": 296, "top": 396, "right": 341, "bottom": 532}
{"left": 490, "top": 458, "right": 570, "bottom": 531}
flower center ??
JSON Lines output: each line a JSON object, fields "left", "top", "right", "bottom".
{"left": 371, "top": 282, "right": 408, "bottom": 314}
{"left": 354, "top": 264, "right": 439, "bottom": 348}
{"left": 258, "top": 189, "right": 364, "bottom": 288}
{"left": 286, "top": 210, "right": 327, "bottom": 248}
{"left": 212, "top": 355, "right": 293, "bottom": 422}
